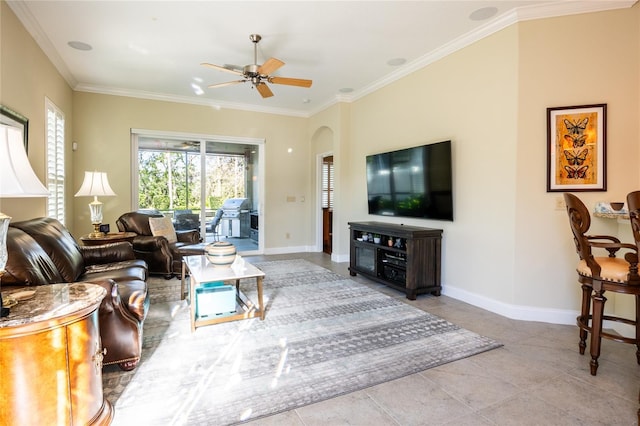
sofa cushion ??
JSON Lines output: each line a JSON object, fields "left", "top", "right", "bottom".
{"left": 149, "top": 216, "right": 177, "bottom": 244}
{"left": 11, "top": 217, "right": 84, "bottom": 282}
{"left": 3, "top": 227, "right": 63, "bottom": 285}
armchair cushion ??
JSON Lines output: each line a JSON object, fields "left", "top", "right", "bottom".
{"left": 149, "top": 216, "right": 177, "bottom": 243}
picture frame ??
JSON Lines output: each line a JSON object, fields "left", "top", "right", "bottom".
{"left": 0, "top": 105, "right": 29, "bottom": 151}
{"left": 547, "top": 103, "right": 607, "bottom": 192}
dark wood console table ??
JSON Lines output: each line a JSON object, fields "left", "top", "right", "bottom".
{"left": 348, "top": 221, "right": 442, "bottom": 300}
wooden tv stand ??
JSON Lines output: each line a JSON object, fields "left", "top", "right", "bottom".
{"left": 348, "top": 221, "right": 442, "bottom": 300}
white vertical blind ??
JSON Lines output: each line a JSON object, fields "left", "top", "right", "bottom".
{"left": 46, "top": 98, "right": 65, "bottom": 222}
{"left": 321, "top": 158, "right": 333, "bottom": 209}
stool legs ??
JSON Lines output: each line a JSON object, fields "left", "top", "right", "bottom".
{"left": 578, "top": 284, "right": 591, "bottom": 355}
{"left": 589, "top": 284, "right": 606, "bottom": 376}
{"left": 636, "top": 294, "right": 640, "bottom": 365}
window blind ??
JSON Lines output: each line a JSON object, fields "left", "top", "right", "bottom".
{"left": 322, "top": 159, "right": 334, "bottom": 210}
{"left": 46, "top": 99, "right": 65, "bottom": 223}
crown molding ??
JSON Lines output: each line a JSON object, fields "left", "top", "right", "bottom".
{"left": 8, "top": 0, "right": 637, "bottom": 118}
{"left": 74, "top": 83, "right": 310, "bottom": 118}
{"left": 350, "top": 0, "right": 637, "bottom": 103}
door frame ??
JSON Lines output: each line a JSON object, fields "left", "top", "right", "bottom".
{"left": 131, "top": 129, "right": 265, "bottom": 254}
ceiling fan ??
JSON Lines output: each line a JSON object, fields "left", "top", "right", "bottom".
{"left": 201, "top": 34, "right": 312, "bottom": 98}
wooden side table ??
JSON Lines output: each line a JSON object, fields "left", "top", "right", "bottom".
{"left": 0, "top": 283, "right": 113, "bottom": 425}
{"left": 80, "top": 231, "right": 136, "bottom": 246}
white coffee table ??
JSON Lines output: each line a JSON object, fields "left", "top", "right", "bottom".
{"left": 183, "top": 255, "right": 265, "bottom": 332}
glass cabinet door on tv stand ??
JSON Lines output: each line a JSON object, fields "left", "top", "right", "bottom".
{"left": 348, "top": 221, "right": 442, "bottom": 300}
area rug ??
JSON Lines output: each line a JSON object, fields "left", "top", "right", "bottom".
{"left": 103, "top": 259, "right": 501, "bottom": 425}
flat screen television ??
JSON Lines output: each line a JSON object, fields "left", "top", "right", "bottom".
{"left": 366, "top": 140, "right": 453, "bottom": 221}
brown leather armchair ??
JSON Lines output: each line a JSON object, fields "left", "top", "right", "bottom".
{"left": 116, "top": 211, "right": 201, "bottom": 277}
{"left": 4, "top": 217, "right": 149, "bottom": 371}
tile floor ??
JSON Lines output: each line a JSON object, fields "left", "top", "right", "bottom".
{"left": 242, "top": 252, "right": 640, "bottom": 426}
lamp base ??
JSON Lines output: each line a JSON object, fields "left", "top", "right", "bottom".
{"left": 88, "top": 223, "right": 105, "bottom": 239}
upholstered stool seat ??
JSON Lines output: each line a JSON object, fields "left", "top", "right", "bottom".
{"left": 577, "top": 257, "right": 634, "bottom": 282}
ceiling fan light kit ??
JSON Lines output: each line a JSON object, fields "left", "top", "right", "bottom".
{"left": 202, "top": 34, "right": 312, "bottom": 98}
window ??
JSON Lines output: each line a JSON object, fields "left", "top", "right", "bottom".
{"left": 46, "top": 99, "right": 65, "bottom": 222}
{"left": 322, "top": 156, "right": 334, "bottom": 210}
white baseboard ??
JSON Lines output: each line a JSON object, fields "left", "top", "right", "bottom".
{"left": 333, "top": 253, "right": 349, "bottom": 263}
{"left": 264, "top": 245, "right": 313, "bottom": 255}
{"left": 442, "top": 284, "right": 578, "bottom": 325}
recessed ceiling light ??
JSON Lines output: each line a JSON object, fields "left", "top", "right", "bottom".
{"left": 469, "top": 6, "right": 498, "bottom": 21}
{"left": 191, "top": 83, "right": 204, "bottom": 96}
{"left": 67, "top": 41, "right": 92, "bottom": 51}
{"left": 387, "top": 58, "right": 406, "bottom": 66}
{"left": 339, "top": 88, "right": 354, "bottom": 93}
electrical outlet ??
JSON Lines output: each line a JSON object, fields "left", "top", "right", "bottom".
{"left": 555, "top": 196, "right": 565, "bottom": 210}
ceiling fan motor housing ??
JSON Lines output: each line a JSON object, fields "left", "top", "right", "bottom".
{"left": 244, "top": 64, "right": 260, "bottom": 76}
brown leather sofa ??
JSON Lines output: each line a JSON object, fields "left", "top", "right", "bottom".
{"left": 4, "top": 217, "right": 149, "bottom": 371}
{"left": 116, "top": 211, "right": 201, "bottom": 277}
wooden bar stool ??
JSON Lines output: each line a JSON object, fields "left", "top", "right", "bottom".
{"left": 563, "top": 193, "right": 640, "bottom": 375}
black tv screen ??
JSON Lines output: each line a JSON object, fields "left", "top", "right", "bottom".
{"left": 366, "top": 140, "right": 453, "bottom": 221}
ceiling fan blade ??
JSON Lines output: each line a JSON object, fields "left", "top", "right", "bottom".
{"left": 208, "top": 80, "right": 245, "bottom": 89}
{"left": 256, "top": 82, "right": 274, "bottom": 98}
{"left": 258, "top": 58, "right": 284, "bottom": 76}
{"left": 269, "top": 77, "right": 313, "bottom": 88}
{"left": 201, "top": 63, "right": 244, "bottom": 76}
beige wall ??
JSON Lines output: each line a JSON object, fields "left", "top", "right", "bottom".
{"left": 72, "top": 92, "right": 309, "bottom": 248}
{"left": 343, "top": 25, "right": 520, "bottom": 305}
{"left": 4, "top": 0, "right": 640, "bottom": 324}
{"left": 0, "top": 1, "right": 73, "bottom": 221}
{"left": 515, "top": 8, "right": 640, "bottom": 316}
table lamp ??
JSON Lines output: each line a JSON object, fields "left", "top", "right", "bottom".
{"left": 0, "top": 125, "right": 49, "bottom": 317}
{"left": 75, "top": 171, "right": 116, "bottom": 238}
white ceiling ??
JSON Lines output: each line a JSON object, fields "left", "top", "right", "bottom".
{"left": 8, "top": 1, "right": 636, "bottom": 117}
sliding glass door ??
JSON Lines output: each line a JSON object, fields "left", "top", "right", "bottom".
{"left": 132, "top": 132, "right": 262, "bottom": 254}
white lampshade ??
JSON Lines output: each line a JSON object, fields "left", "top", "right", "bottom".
{"left": 0, "top": 125, "right": 49, "bottom": 197}
{"left": 75, "top": 171, "right": 116, "bottom": 197}
{"left": 0, "top": 123, "right": 49, "bottom": 317}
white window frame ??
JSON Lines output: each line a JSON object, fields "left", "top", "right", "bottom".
{"left": 46, "top": 98, "right": 65, "bottom": 223}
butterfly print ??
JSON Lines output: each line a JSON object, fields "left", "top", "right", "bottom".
{"left": 563, "top": 134, "right": 587, "bottom": 148}
{"left": 564, "top": 118, "right": 588, "bottom": 136}
{"left": 563, "top": 149, "right": 588, "bottom": 166}
{"left": 564, "top": 165, "right": 588, "bottom": 179}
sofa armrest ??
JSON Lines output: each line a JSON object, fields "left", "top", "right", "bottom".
{"left": 131, "top": 235, "right": 171, "bottom": 251}
{"left": 177, "top": 230, "right": 201, "bottom": 244}
{"left": 80, "top": 242, "right": 136, "bottom": 266}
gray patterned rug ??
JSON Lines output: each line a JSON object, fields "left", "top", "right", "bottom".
{"left": 103, "top": 259, "right": 501, "bottom": 425}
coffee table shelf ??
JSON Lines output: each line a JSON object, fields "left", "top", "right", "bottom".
{"left": 183, "top": 256, "right": 265, "bottom": 332}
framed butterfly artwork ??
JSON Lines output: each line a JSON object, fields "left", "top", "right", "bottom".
{"left": 547, "top": 103, "right": 606, "bottom": 192}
